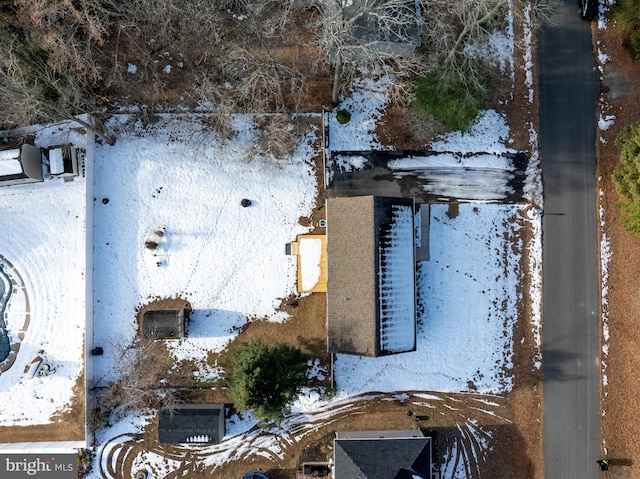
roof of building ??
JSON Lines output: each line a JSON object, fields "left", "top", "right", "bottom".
{"left": 326, "top": 196, "right": 416, "bottom": 357}
{"left": 330, "top": 0, "right": 422, "bottom": 61}
{"left": 0, "top": 144, "right": 43, "bottom": 186}
{"left": 158, "top": 404, "right": 225, "bottom": 444}
{"left": 142, "top": 308, "right": 185, "bottom": 340}
{"left": 334, "top": 433, "right": 432, "bottom": 479}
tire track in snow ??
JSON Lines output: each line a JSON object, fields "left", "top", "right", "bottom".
{"left": 97, "top": 391, "right": 510, "bottom": 479}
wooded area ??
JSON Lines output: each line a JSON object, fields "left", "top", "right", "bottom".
{"left": 0, "top": 0, "right": 558, "bottom": 138}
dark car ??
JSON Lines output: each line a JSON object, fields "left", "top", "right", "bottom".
{"left": 579, "top": 0, "right": 598, "bottom": 20}
{"left": 242, "top": 473, "right": 269, "bottom": 479}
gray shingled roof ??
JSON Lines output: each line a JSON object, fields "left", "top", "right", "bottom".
{"left": 326, "top": 196, "right": 416, "bottom": 357}
{"left": 328, "top": 0, "right": 422, "bottom": 62}
{"left": 334, "top": 436, "right": 431, "bottom": 479}
{"left": 158, "top": 404, "right": 225, "bottom": 444}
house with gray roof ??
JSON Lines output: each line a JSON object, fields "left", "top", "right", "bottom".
{"left": 158, "top": 404, "right": 225, "bottom": 444}
{"left": 326, "top": 195, "right": 417, "bottom": 357}
{"left": 324, "top": 0, "right": 422, "bottom": 61}
{"left": 334, "top": 430, "right": 433, "bottom": 479}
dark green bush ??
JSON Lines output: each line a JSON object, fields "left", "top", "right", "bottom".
{"left": 626, "top": 30, "right": 640, "bottom": 60}
{"left": 413, "top": 68, "right": 488, "bottom": 132}
{"left": 227, "top": 339, "right": 308, "bottom": 421}
{"left": 618, "top": 201, "right": 640, "bottom": 236}
{"left": 613, "top": 120, "right": 640, "bottom": 236}
{"left": 336, "top": 109, "right": 351, "bottom": 124}
{"left": 77, "top": 449, "right": 95, "bottom": 478}
{"left": 614, "top": 0, "right": 640, "bottom": 30}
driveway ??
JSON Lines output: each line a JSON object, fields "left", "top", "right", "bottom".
{"left": 538, "top": 0, "right": 601, "bottom": 477}
{"left": 327, "top": 150, "right": 529, "bottom": 202}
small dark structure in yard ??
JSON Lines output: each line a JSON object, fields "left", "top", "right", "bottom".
{"left": 328, "top": 0, "right": 422, "bottom": 62}
{"left": 301, "top": 462, "right": 330, "bottom": 478}
{"left": 0, "top": 144, "right": 44, "bottom": 187}
{"left": 158, "top": 404, "right": 226, "bottom": 444}
{"left": 142, "top": 308, "right": 185, "bottom": 340}
{"left": 334, "top": 430, "right": 433, "bottom": 479}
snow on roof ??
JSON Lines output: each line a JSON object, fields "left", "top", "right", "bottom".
{"left": 378, "top": 204, "right": 416, "bottom": 354}
{"left": 49, "top": 148, "right": 64, "bottom": 175}
{"left": 327, "top": 196, "right": 415, "bottom": 357}
{"left": 0, "top": 149, "right": 20, "bottom": 162}
{"left": 0, "top": 158, "right": 23, "bottom": 176}
{"left": 0, "top": 148, "right": 23, "bottom": 176}
{"left": 299, "top": 237, "right": 323, "bottom": 291}
{"left": 388, "top": 153, "right": 513, "bottom": 170}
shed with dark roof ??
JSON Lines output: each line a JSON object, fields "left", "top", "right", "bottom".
{"left": 326, "top": 196, "right": 417, "bottom": 357}
{"left": 142, "top": 308, "right": 185, "bottom": 340}
{"left": 334, "top": 430, "right": 432, "bottom": 479}
{"left": 158, "top": 404, "right": 226, "bottom": 444}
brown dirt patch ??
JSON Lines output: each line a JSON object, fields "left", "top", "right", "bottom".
{"left": 594, "top": 13, "right": 640, "bottom": 478}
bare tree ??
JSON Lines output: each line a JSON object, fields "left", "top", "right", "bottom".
{"left": 102, "top": 339, "right": 178, "bottom": 417}
{"left": 422, "top": 0, "right": 560, "bottom": 95}
{"left": 531, "top": 0, "right": 563, "bottom": 28}
{"left": 309, "top": 0, "right": 430, "bottom": 104}
{"left": 190, "top": 74, "right": 237, "bottom": 141}
{"left": 254, "top": 114, "right": 311, "bottom": 159}
{"left": 0, "top": 1, "right": 116, "bottom": 142}
{"left": 308, "top": 0, "right": 559, "bottom": 106}
{"left": 217, "top": 0, "right": 309, "bottom": 112}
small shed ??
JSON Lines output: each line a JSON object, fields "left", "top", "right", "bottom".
{"left": 158, "top": 404, "right": 226, "bottom": 444}
{"left": 0, "top": 144, "right": 44, "bottom": 187}
{"left": 142, "top": 309, "right": 185, "bottom": 340}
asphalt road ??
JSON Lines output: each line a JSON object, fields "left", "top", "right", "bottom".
{"left": 538, "top": 1, "right": 601, "bottom": 477}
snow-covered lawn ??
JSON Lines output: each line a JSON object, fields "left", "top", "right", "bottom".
{"left": 0, "top": 125, "right": 89, "bottom": 428}
{"left": 93, "top": 115, "right": 318, "bottom": 382}
{"left": 0, "top": 96, "right": 541, "bottom": 478}
{"left": 334, "top": 203, "right": 528, "bottom": 395}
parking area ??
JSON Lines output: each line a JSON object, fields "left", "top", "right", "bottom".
{"left": 327, "top": 150, "right": 529, "bottom": 203}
